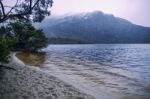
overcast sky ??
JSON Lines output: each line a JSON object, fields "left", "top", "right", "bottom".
{"left": 5, "top": 0, "right": 150, "bottom": 27}
{"left": 50, "top": 0, "right": 150, "bottom": 27}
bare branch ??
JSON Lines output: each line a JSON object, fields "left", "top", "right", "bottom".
{"left": 31, "top": 0, "right": 40, "bottom": 10}
{"left": 6, "top": 0, "right": 19, "bottom": 16}
{"left": 29, "top": 0, "right": 32, "bottom": 11}
{"left": 2, "top": 6, "right": 12, "bottom": 8}
{"left": 0, "top": 0, "right": 53, "bottom": 23}
{"left": 0, "top": 0, "right": 6, "bottom": 17}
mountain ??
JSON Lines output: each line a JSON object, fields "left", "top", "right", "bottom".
{"left": 35, "top": 11, "right": 150, "bottom": 43}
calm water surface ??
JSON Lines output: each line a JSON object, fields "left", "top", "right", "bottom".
{"left": 42, "top": 44, "right": 150, "bottom": 99}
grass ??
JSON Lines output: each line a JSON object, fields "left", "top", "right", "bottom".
{"left": 16, "top": 52, "right": 46, "bottom": 67}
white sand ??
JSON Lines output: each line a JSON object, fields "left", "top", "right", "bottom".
{"left": 0, "top": 53, "right": 95, "bottom": 99}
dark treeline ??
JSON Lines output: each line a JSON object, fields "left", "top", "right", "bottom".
{"left": 47, "top": 38, "right": 92, "bottom": 44}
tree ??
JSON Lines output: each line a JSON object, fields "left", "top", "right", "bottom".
{"left": 10, "top": 21, "right": 47, "bottom": 52}
{"left": 26, "top": 29, "right": 47, "bottom": 52}
{"left": 0, "top": 0, "right": 53, "bottom": 63}
{"left": 0, "top": 0, "right": 53, "bottom": 23}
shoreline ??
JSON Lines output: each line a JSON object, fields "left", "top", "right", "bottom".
{"left": 0, "top": 53, "right": 95, "bottom": 99}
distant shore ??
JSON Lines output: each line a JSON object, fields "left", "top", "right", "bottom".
{"left": 0, "top": 53, "right": 95, "bottom": 99}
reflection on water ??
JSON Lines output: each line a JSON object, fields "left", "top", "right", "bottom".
{"left": 16, "top": 52, "right": 46, "bottom": 67}
{"left": 17, "top": 44, "right": 150, "bottom": 99}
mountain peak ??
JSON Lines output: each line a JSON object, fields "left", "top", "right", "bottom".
{"left": 90, "top": 11, "right": 104, "bottom": 15}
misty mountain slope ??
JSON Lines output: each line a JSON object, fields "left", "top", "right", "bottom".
{"left": 35, "top": 11, "right": 150, "bottom": 43}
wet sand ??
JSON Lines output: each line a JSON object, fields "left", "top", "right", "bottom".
{"left": 0, "top": 53, "right": 95, "bottom": 99}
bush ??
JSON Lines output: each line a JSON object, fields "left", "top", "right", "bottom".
{"left": 0, "top": 37, "right": 16, "bottom": 63}
{"left": 0, "top": 21, "right": 47, "bottom": 63}
{"left": 10, "top": 21, "right": 47, "bottom": 52}
{"left": 0, "top": 39, "right": 10, "bottom": 63}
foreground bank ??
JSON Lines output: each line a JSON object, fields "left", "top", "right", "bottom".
{"left": 0, "top": 53, "right": 95, "bottom": 99}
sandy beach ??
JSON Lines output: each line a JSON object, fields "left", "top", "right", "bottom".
{"left": 0, "top": 53, "right": 95, "bottom": 99}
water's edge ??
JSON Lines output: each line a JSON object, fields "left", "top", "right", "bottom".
{"left": 0, "top": 53, "right": 95, "bottom": 99}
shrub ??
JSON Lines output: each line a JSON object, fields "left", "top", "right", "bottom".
{"left": 0, "top": 39, "right": 10, "bottom": 63}
{"left": 10, "top": 21, "right": 47, "bottom": 52}
{"left": 0, "top": 37, "right": 16, "bottom": 63}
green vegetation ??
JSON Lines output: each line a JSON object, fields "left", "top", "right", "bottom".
{"left": 11, "top": 21, "right": 47, "bottom": 52}
{"left": 47, "top": 38, "right": 93, "bottom": 44}
{"left": 0, "top": 22, "right": 47, "bottom": 63}
{"left": 0, "top": 38, "right": 10, "bottom": 63}
{"left": 0, "top": 37, "right": 16, "bottom": 63}
{"left": 0, "top": 0, "right": 53, "bottom": 63}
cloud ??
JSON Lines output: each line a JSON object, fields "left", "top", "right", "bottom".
{"left": 51, "top": 0, "right": 150, "bottom": 27}
{"left": 3, "top": 0, "right": 150, "bottom": 27}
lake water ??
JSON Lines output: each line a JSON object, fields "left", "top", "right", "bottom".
{"left": 42, "top": 44, "right": 150, "bottom": 99}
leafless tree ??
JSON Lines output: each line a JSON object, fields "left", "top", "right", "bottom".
{"left": 0, "top": 0, "right": 53, "bottom": 23}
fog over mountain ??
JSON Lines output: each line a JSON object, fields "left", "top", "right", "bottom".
{"left": 35, "top": 11, "right": 150, "bottom": 43}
